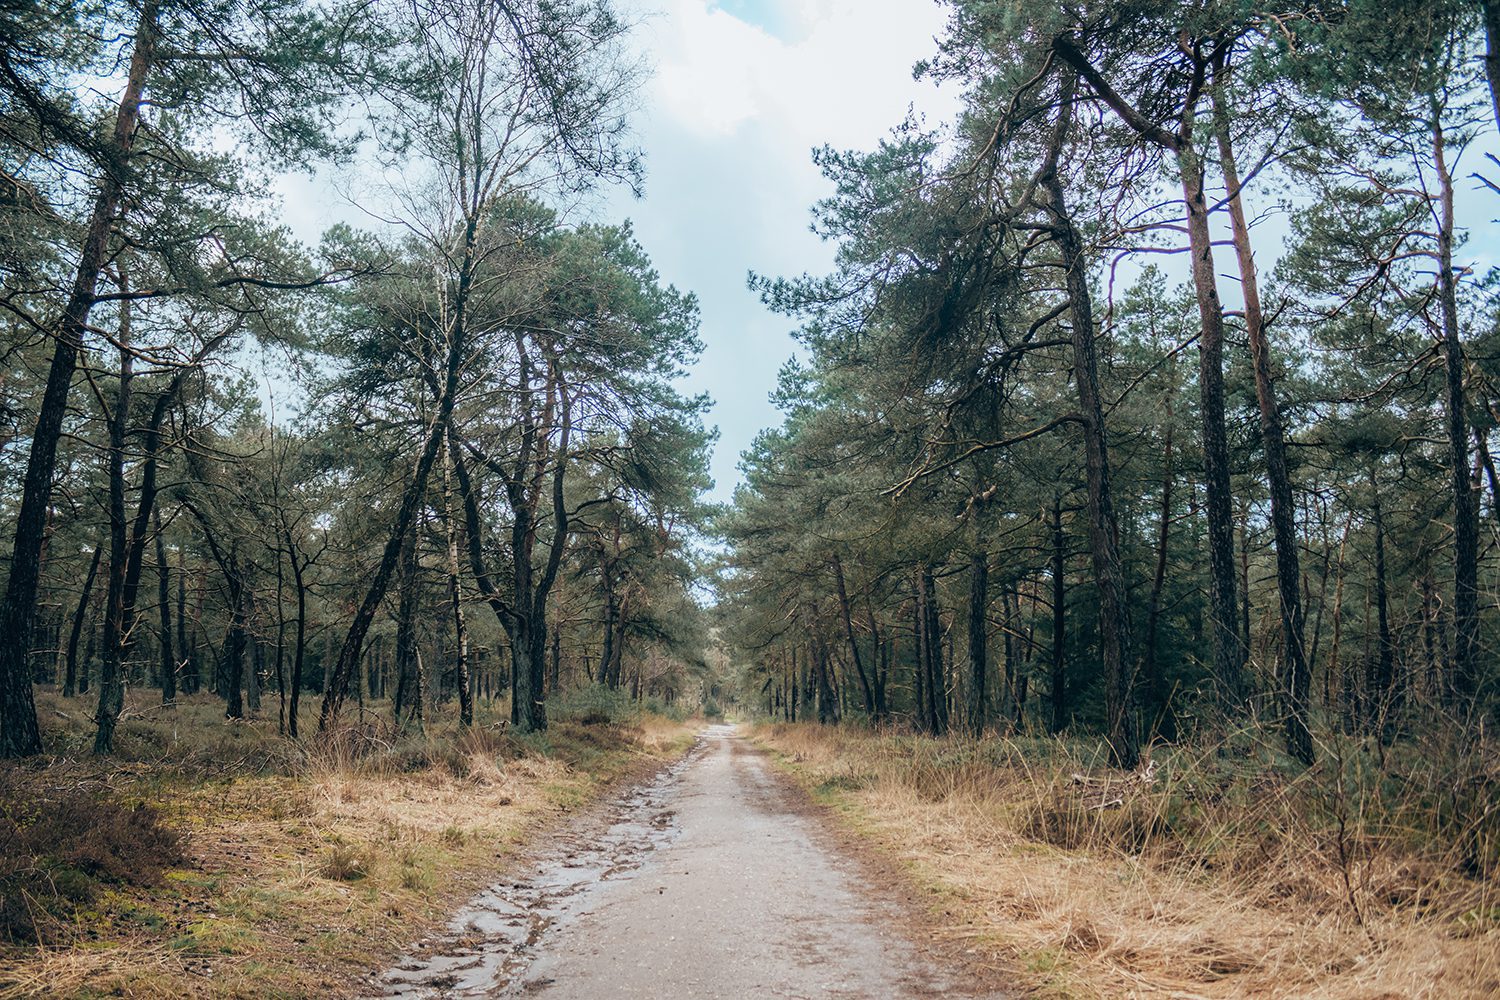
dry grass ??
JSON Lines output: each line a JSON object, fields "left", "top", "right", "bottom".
{"left": 0, "top": 687, "right": 697, "bottom": 999}
{"left": 756, "top": 722, "right": 1500, "bottom": 999}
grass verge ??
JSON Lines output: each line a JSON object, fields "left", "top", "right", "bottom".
{"left": 0, "top": 688, "right": 695, "bottom": 999}
{"left": 754, "top": 722, "right": 1499, "bottom": 999}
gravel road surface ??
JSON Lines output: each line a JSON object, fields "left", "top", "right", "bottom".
{"left": 373, "top": 724, "right": 1001, "bottom": 999}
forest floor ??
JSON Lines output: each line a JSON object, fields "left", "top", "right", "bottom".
{"left": 0, "top": 688, "right": 696, "bottom": 999}
{"left": 753, "top": 722, "right": 1500, "bottom": 1000}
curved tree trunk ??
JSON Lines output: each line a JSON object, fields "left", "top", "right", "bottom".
{"left": 1212, "top": 71, "right": 1312, "bottom": 764}
{"left": 64, "top": 545, "right": 103, "bottom": 699}
{"left": 0, "top": 2, "right": 158, "bottom": 758}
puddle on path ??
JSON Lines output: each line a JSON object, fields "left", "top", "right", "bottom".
{"left": 366, "top": 736, "right": 708, "bottom": 999}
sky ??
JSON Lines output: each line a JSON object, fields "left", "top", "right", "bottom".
{"left": 599, "top": 0, "right": 960, "bottom": 502}
{"left": 275, "top": 0, "right": 959, "bottom": 504}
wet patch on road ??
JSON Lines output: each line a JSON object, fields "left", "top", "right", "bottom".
{"left": 367, "top": 735, "right": 711, "bottom": 999}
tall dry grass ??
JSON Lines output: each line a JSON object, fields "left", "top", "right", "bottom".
{"left": 0, "top": 688, "right": 698, "bottom": 999}
{"left": 758, "top": 721, "right": 1500, "bottom": 999}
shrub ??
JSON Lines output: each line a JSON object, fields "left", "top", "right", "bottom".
{"left": 0, "top": 774, "right": 183, "bottom": 942}
{"left": 550, "top": 684, "right": 634, "bottom": 725}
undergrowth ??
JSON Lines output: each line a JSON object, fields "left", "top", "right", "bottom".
{"left": 0, "top": 687, "right": 695, "bottom": 999}
{"left": 0, "top": 775, "right": 182, "bottom": 943}
{"left": 758, "top": 719, "right": 1500, "bottom": 998}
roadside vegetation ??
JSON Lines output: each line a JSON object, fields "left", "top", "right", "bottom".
{"left": 758, "top": 722, "right": 1498, "bottom": 999}
{"left": 0, "top": 690, "right": 693, "bottom": 999}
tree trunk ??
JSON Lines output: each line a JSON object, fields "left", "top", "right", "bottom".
{"left": 1483, "top": 0, "right": 1500, "bottom": 130}
{"left": 1474, "top": 426, "right": 1500, "bottom": 530}
{"left": 94, "top": 330, "right": 134, "bottom": 755}
{"left": 814, "top": 640, "right": 837, "bottom": 725}
{"left": 1042, "top": 74, "right": 1136, "bottom": 765}
{"left": 912, "top": 584, "right": 928, "bottom": 732}
{"left": 443, "top": 441, "right": 473, "bottom": 726}
{"left": 607, "top": 595, "right": 627, "bottom": 687}
{"left": 1179, "top": 146, "right": 1246, "bottom": 711}
{"left": 1433, "top": 117, "right": 1479, "bottom": 710}
{"left": 597, "top": 588, "right": 617, "bottom": 685}
{"left": 1370, "top": 472, "right": 1397, "bottom": 736}
{"left": 319, "top": 327, "right": 463, "bottom": 729}
{"left": 866, "top": 599, "right": 887, "bottom": 718}
{"left": 222, "top": 550, "right": 247, "bottom": 720}
{"left": 548, "top": 625, "right": 560, "bottom": 698}
{"left": 921, "top": 566, "right": 947, "bottom": 735}
{"left": 1144, "top": 395, "right": 1177, "bottom": 743}
{"left": 287, "top": 539, "right": 308, "bottom": 738}
{"left": 832, "top": 555, "right": 876, "bottom": 717}
{"left": 1049, "top": 495, "right": 1067, "bottom": 734}
{"left": 788, "top": 650, "right": 799, "bottom": 723}
{"left": 393, "top": 525, "right": 422, "bottom": 732}
{"left": 1213, "top": 76, "right": 1311, "bottom": 764}
{"left": 0, "top": 3, "right": 158, "bottom": 758}
{"left": 154, "top": 511, "right": 174, "bottom": 705}
{"left": 64, "top": 545, "right": 102, "bottom": 699}
{"left": 247, "top": 632, "right": 263, "bottom": 713}
{"left": 966, "top": 548, "right": 988, "bottom": 737}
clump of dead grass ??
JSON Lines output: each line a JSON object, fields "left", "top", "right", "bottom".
{"left": 757, "top": 721, "right": 1500, "bottom": 999}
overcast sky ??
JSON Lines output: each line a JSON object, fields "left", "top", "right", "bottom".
{"left": 599, "top": 0, "right": 960, "bottom": 502}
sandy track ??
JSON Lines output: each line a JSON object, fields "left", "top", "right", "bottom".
{"left": 372, "top": 724, "right": 1003, "bottom": 999}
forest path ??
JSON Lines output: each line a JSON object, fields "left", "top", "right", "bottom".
{"left": 371, "top": 724, "right": 999, "bottom": 999}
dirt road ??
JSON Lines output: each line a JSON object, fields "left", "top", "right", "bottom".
{"left": 373, "top": 724, "right": 1000, "bottom": 999}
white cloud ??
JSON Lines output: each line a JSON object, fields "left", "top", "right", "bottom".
{"left": 605, "top": 0, "right": 959, "bottom": 499}
{"left": 643, "top": 0, "right": 954, "bottom": 144}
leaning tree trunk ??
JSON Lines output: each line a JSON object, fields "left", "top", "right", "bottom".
{"left": 0, "top": 2, "right": 158, "bottom": 758}
{"left": 318, "top": 355, "right": 458, "bottom": 729}
{"left": 1213, "top": 78, "right": 1312, "bottom": 763}
{"left": 64, "top": 545, "right": 103, "bottom": 699}
{"left": 832, "top": 555, "right": 876, "bottom": 717}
